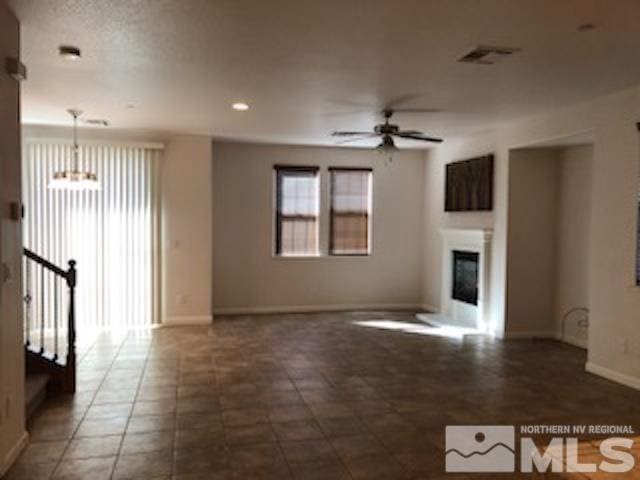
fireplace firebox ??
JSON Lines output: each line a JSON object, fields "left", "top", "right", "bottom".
{"left": 452, "top": 250, "right": 479, "bottom": 305}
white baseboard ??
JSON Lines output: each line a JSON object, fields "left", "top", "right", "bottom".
{"left": 161, "top": 315, "right": 212, "bottom": 326}
{"left": 213, "top": 303, "right": 422, "bottom": 316}
{"left": 503, "top": 330, "right": 588, "bottom": 350}
{"left": 585, "top": 361, "right": 640, "bottom": 391}
{"left": 0, "top": 431, "right": 28, "bottom": 477}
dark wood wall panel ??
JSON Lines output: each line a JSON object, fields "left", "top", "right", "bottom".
{"left": 445, "top": 155, "right": 494, "bottom": 212}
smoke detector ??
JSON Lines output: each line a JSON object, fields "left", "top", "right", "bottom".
{"left": 458, "top": 45, "right": 520, "bottom": 65}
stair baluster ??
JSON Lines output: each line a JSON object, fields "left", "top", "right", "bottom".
{"left": 22, "top": 248, "right": 77, "bottom": 395}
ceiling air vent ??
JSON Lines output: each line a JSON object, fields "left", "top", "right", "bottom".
{"left": 458, "top": 45, "right": 520, "bottom": 65}
{"left": 84, "top": 119, "right": 109, "bottom": 127}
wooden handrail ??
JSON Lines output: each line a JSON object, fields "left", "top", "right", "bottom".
{"left": 23, "top": 248, "right": 69, "bottom": 279}
{"left": 23, "top": 248, "right": 77, "bottom": 394}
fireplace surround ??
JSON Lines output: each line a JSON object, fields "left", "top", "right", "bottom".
{"left": 438, "top": 228, "right": 492, "bottom": 330}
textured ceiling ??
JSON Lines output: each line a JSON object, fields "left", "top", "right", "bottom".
{"left": 7, "top": 0, "right": 640, "bottom": 146}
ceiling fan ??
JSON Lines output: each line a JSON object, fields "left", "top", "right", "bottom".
{"left": 331, "top": 109, "right": 443, "bottom": 152}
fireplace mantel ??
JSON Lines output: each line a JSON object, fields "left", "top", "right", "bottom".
{"left": 440, "top": 228, "right": 493, "bottom": 245}
{"left": 438, "top": 228, "right": 493, "bottom": 331}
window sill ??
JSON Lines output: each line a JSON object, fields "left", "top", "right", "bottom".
{"left": 272, "top": 254, "right": 371, "bottom": 260}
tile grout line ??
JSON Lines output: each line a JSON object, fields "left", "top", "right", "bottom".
{"left": 48, "top": 332, "right": 130, "bottom": 480}
{"left": 108, "top": 332, "right": 152, "bottom": 480}
{"left": 286, "top": 359, "right": 356, "bottom": 479}
{"left": 274, "top": 356, "right": 300, "bottom": 480}
{"left": 170, "top": 343, "right": 183, "bottom": 477}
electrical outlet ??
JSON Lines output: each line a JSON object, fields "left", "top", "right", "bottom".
{"left": 177, "top": 294, "right": 187, "bottom": 305}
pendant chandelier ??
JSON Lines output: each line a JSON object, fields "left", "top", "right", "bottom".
{"left": 49, "top": 109, "right": 100, "bottom": 191}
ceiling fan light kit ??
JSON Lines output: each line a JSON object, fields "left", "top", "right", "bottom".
{"left": 376, "top": 135, "right": 399, "bottom": 163}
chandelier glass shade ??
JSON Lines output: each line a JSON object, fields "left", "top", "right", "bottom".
{"left": 49, "top": 109, "right": 100, "bottom": 191}
{"left": 49, "top": 169, "right": 100, "bottom": 190}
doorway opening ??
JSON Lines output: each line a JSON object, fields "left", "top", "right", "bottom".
{"left": 506, "top": 132, "right": 594, "bottom": 348}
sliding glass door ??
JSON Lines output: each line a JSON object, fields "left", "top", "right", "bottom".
{"left": 23, "top": 141, "right": 161, "bottom": 332}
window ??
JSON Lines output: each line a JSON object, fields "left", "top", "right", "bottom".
{"left": 330, "top": 168, "right": 372, "bottom": 255}
{"left": 275, "top": 166, "right": 319, "bottom": 256}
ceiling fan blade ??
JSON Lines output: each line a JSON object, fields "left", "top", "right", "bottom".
{"left": 331, "top": 131, "right": 373, "bottom": 136}
{"left": 396, "top": 130, "right": 423, "bottom": 136}
{"left": 334, "top": 133, "right": 379, "bottom": 144}
{"left": 395, "top": 132, "right": 443, "bottom": 143}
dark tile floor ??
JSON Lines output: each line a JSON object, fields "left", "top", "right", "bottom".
{"left": 6, "top": 312, "right": 640, "bottom": 479}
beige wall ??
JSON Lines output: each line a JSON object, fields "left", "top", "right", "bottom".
{"left": 212, "top": 142, "right": 425, "bottom": 313}
{"left": 586, "top": 96, "right": 640, "bottom": 387}
{"left": 161, "top": 135, "right": 213, "bottom": 324}
{"left": 505, "top": 148, "right": 560, "bottom": 335}
{"left": 0, "top": 1, "right": 26, "bottom": 474}
{"left": 555, "top": 145, "right": 593, "bottom": 345}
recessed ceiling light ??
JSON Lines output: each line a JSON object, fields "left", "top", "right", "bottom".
{"left": 578, "top": 23, "right": 596, "bottom": 32}
{"left": 59, "top": 45, "right": 81, "bottom": 60}
{"left": 232, "top": 102, "right": 250, "bottom": 111}
{"left": 125, "top": 104, "right": 135, "bottom": 109}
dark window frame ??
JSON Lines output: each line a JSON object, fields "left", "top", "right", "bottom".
{"left": 274, "top": 165, "right": 320, "bottom": 256}
{"left": 328, "top": 167, "right": 373, "bottom": 257}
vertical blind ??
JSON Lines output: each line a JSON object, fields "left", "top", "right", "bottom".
{"left": 23, "top": 141, "right": 161, "bottom": 331}
{"left": 330, "top": 168, "right": 372, "bottom": 255}
{"left": 275, "top": 166, "right": 319, "bottom": 256}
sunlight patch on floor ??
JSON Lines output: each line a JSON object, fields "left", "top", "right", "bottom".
{"left": 353, "top": 319, "right": 485, "bottom": 340}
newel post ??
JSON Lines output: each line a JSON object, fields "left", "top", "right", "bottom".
{"left": 66, "top": 260, "right": 77, "bottom": 394}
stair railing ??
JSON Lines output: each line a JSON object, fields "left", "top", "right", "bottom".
{"left": 23, "top": 248, "right": 76, "bottom": 394}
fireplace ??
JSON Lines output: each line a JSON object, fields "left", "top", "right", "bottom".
{"left": 428, "top": 228, "right": 492, "bottom": 331}
{"left": 452, "top": 250, "right": 479, "bottom": 305}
